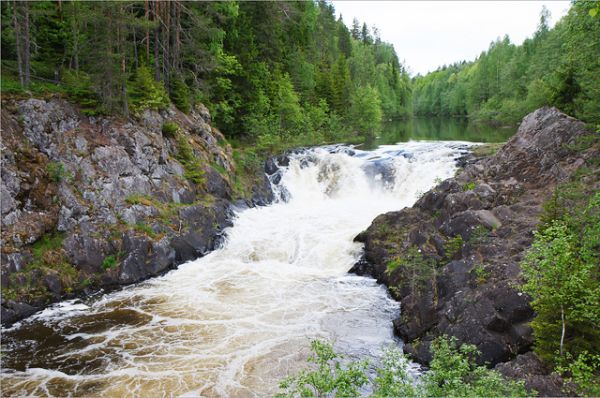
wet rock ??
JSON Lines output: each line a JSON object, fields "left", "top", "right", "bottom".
{"left": 1, "top": 301, "right": 38, "bottom": 325}
{"left": 205, "top": 167, "right": 231, "bottom": 199}
{"left": 44, "top": 273, "right": 63, "bottom": 297}
{"left": 64, "top": 235, "right": 109, "bottom": 274}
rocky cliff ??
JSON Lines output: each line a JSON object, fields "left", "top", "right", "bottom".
{"left": 352, "top": 107, "right": 599, "bottom": 395}
{"left": 1, "top": 98, "right": 271, "bottom": 326}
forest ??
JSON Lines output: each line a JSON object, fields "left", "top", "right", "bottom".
{"left": 1, "top": 0, "right": 410, "bottom": 150}
{"left": 3, "top": 1, "right": 599, "bottom": 138}
{"left": 412, "top": 1, "right": 600, "bottom": 126}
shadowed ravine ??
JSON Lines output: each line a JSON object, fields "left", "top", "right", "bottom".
{"left": 1, "top": 142, "right": 470, "bottom": 397}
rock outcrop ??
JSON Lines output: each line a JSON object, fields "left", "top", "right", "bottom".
{"left": 352, "top": 108, "right": 598, "bottom": 378}
{"left": 1, "top": 98, "right": 271, "bottom": 326}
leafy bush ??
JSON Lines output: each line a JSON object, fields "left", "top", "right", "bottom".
{"left": 101, "top": 255, "right": 117, "bottom": 270}
{"left": 556, "top": 351, "right": 600, "bottom": 397}
{"left": 277, "top": 340, "right": 368, "bottom": 398}
{"left": 162, "top": 121, "right": 180, "bottom": 138}
{"left": 473, "top": 264, "right": 490, "bottom": 284}
{"left": 280, "top": 337, "right": 529, "bottom": 398}
{"left": 521, "top": 193, "right": 600, "bottom": 364}
{"left": 444, "top": 235, "right": 464, "bottom": 260}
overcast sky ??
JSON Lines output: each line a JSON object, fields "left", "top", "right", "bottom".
{"left": 332, "top": 1, "right": 571, "bottom": 76}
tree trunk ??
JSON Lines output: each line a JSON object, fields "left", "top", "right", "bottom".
{"left": 22, "top": 1, "right": 31, "bottom": 87}
{"left": 144, "top": 0, "right": 150, "bottom": 62}
{"left": 70, "top": 1, "right": 80, "bottom": 71}
{"left": 153, "top": 0, "right": 161, "bottom": 81}
{"left": 560, "top": 304, "right": 566, "bottom": 357}
{"left": 118, "top": 5, "right": 128, "bottom": 117}
{"left": 162, "top": 1, "right": 170, "bottom": 89}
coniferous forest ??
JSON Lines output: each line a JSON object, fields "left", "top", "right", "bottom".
{"left": 1, "top": 1, "right": 410, "bottom": 149}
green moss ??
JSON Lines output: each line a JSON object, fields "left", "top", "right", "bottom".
{"left": 133, "top": 221, "right": 156, "bottom": 237}
{"left": 386, "top": 257, "right": 402, "bottom": 274}
{"left": 443, "top": 235, "right": 463, "bottom": 260}
{"left": 125, "top": 193, "right": 156, "bottom": 207}
{"left": 473, "top": 264, "right": 490, "bottom": 284}
{"left": 462, "top": 181, "right": 476, "bottom": 191}
{"left": 471, "top": 142, "right": 504, "bottom": 157}
{"left": 31, "top": 233, "right": 65, "bottom": 259}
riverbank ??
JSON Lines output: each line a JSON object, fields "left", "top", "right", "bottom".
{"left": 0, "top": 97, "right": 276, "bottom": 325}
{"left": 351, "top": 107, "right": 599, "bottom": 395}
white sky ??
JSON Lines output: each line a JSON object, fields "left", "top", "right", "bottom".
{"left": 332, "top": 1, "right": 571, "bottom": 76}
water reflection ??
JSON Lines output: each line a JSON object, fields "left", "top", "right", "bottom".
{"left": 361, "top": 117, "right": 516, "bottom": 149}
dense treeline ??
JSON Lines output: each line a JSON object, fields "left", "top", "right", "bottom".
{"left": 1, "top": 1, "right": 411, "bottom": 145}
{"left": 412, "top": 1, "right": 600, "bottom": 126}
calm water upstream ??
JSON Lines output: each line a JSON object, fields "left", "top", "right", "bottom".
{"left": 1, "top": 120, "right": 514, "bottom": 397}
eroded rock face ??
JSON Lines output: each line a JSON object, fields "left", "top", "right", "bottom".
{"left": 0, "top": 98, "right": 271, "bottom": 326}
{"left": 352, "top": 107, "right": 598, "bottom": 372}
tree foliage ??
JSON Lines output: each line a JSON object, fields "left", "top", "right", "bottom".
{"left": 521, "top": 180, "right": 600, "bottom": 396}
{"left": 412, "top": 1, "right": 600, "bottom": 126}
{"left": 1, "top": 0, "right": 412, "bottom": 146}
{"left": 279, "top": 337, "right": 529, "bottom": 398}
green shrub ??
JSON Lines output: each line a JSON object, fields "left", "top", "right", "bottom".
{"left": 386, "top": 246, "right": 437, "bottom": 297}
{"left": 556, "top": 351, "right": 600, "bottom": 397}
{"left": 62, "top": 70, "right": 102, "bottom": 115}
{"left": 169, "top": 74, "right": 191, "bottom": 113}
{"left": 281, "top": 336, "right": 529, "bottom": 398}
{"left": 31, "top": 233, "right": 64, "bottom": 259}
{"left": 46, "top": 162, "right": 69, "bottom": 182}
{"left": 463, "top": 181, "right": 476, "bottom": 191}
{"left": 128, "top": 66, "right": 170, "bottom": 114}
{"left": 133, "top": 221, "right": 156, "bottom": 237}
{"left": 162, "top": 121, "right": 180, "bottom": 137}
{"left": 473, "top": 264, "right": 490, "bottom": 284}
{"left": 469, "top": 225, "right": 491, "bottom": 244}
{"left": 521, "top": 195, "right": 600, "bottom": 364}
{"left": 101, "top": 255, "right": 117, "bottom": 270}
{"left": 444, "top": 235, "right": 464, "bottom": 260}
{"left": 176, "top": 134, "right": 205, "bottom": 185}
{"left": 277, "top": 340, "right": 368, "bottom": 398}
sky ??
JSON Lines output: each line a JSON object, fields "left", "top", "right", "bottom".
{"left": 332, "top": 1, "right": 571, "bottom": 76}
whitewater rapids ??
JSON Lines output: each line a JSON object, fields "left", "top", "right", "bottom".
{"left": 1, "top": 141, "right": 470, "bottom": 397}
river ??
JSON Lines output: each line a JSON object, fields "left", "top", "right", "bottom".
{"left": 1, "top": 125, "right": 505, "bottom": 396}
